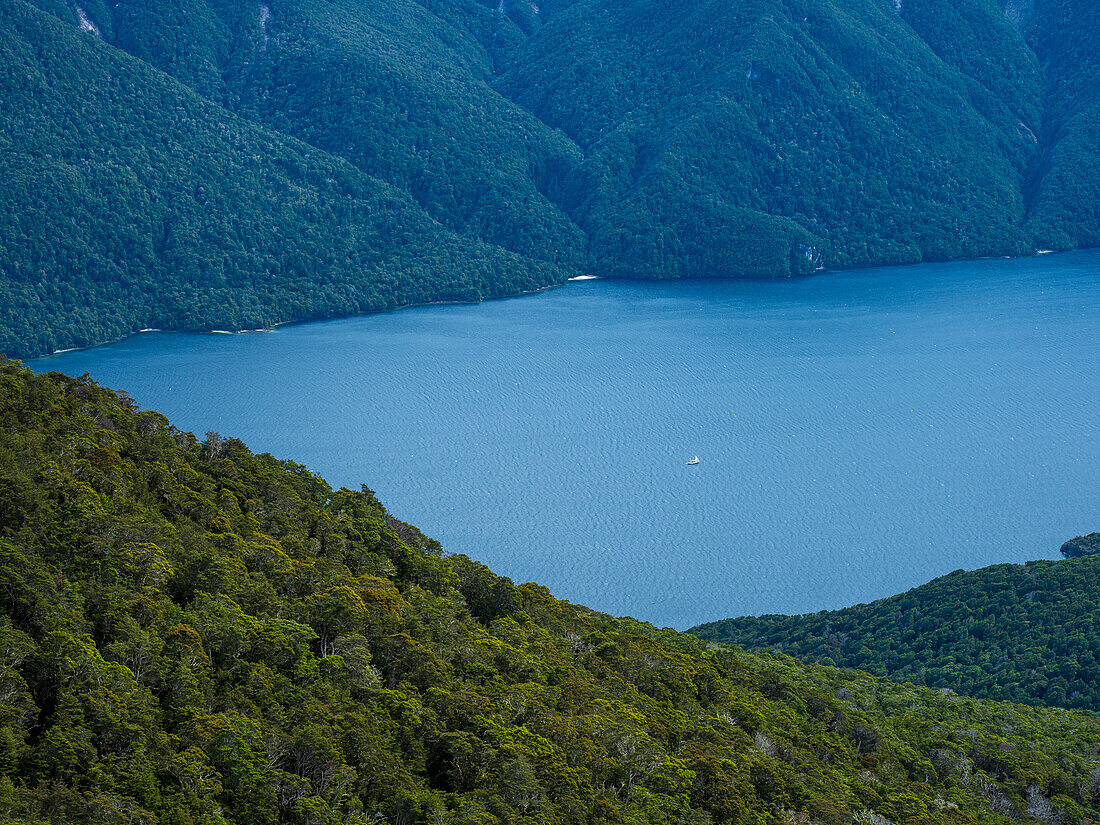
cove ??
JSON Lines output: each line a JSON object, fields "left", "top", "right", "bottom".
{"left": 32, "top": 250, "right": 1100, "bottom": 629}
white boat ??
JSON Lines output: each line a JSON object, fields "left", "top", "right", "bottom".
{"left": 686, "top": 456, "right": 700, "bottom": 465}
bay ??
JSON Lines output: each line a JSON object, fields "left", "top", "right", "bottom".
{"left": 32, "top": 251, "right": 1100, "bottom": 629}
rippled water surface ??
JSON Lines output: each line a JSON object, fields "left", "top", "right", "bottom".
{"left": 34, "top": 251, "right": 1100, "bottom": 628}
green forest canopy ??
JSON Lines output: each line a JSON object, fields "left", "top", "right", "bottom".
{"left": 3, "top": 0, "right": 1100, "bottom": 358}
{"left": 3, "top": 360, "right": 1100, "bottom": 824}
{"left": 691, "top": 551, "right": 1100, "bottom": 712}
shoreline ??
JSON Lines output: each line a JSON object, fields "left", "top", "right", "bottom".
{"left": 28, "top": 245, "right": 1093, "bottom": 362}
{"left": 33, "top": 279, "right": 569, "bottom": 362}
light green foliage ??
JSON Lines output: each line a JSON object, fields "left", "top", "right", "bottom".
{"left": 1, "top": 361, "right": 1100, "bottom": 824}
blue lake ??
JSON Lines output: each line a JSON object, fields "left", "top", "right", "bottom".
{"left": 32, "top": 251, "right": 1100, "bottom": 629}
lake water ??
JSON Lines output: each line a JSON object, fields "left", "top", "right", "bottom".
{"left": 32, "top": 251, "right": 1100, "bottom": 629}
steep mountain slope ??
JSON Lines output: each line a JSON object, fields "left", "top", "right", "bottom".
{"left": 1023, "top": 0, "right": 1100, "bottom": 249}
{"left": 5, "top": 0, "right": 1100, "bottom": 358}
{"left": 901, "top": 0, "right": 1100, "bottom": 250}
{"left": 495, "top": 0, "right": 1040, "bottom": 278}
{"left": 84, "top": 0, "right": 588, "bottom": 273}
{"left": 0, "top": 1, "right": 563, "bottom": 360}
{"left": 3, "top": 360, "right": 1100, "bottom": 824}
{"left": 691, "top": 553, "right": 1100, "bottom": 711}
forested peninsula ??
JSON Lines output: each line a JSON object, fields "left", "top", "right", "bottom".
{"left": 690, "top": 549, "right": 1100, "bottom": 713}
{"left": 3, "top": 0, "right": 1100, "bottom": 358}
{"left": 3, "top": 361, "right": 1100, "bottom": 824}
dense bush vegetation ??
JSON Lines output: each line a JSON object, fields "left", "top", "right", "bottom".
{"left": 1061, "top": 533, "right": 1100, "bottom": 558}
{"left": 5, "top": 0, "right": 1100, "bottom": 358}
{"left": 0, "top": 1, "right": 569, "bottom": 360}
{"left": 496, "top": 0, "right": 1038, "bottom": 278}
{"left": 691, "top": 553, "right": 1100, "bottom": 712}
{"left": 1023, "top": 0, "right": 1100, "bottom": 250}
{"left": 2, "top": 361, "right": 1100, "bottom": 824}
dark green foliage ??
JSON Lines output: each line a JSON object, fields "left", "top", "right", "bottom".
{"left": 691, "top": 552, "right": 1100, "bottom": 711}
{"left": 5, "top": 0, "right": 1100, "bottom": 358}
{"left": 495, "top": 0, "right": 1037, "bottom": 277}
{"left": 2, "top": 361, "right": 1100, "bottom": 824}
{"left": 99, "top": 0, "right": 588, "bottom": 273}
{"left": 0, "top": 0, "right": 569, "bottom": 361}
{"left": 1023, "top": 0, "right": 1100, "bottom": 250}
{"left": 1061, "top": 533, "right": 1100, "bottom": 558}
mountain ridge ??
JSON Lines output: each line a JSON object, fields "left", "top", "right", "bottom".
{"left": 3, "top": 0, "right": 1099, "bottom": 358}
{"left": 0, "top": 0, "right": 567, "bottom": 360}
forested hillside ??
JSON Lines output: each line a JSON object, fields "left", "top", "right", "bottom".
{"left": 72, "top": 0, "right": 588, "bottom": 273}
{"left": 691, "top": 553, "right": 1100, "bottom": 712}
{"left": 0, "top": 2, "right": 564, "bottom": 360}
{"left": 1023, "top": 0, "right": 1100, "bottom": 249}
{"left": 496, "top": 0, "right": 1038, "bottom": 277}
{"left": 4, "top": 0, "right": 1100, "bottom": 357}
{"left": 4, "top": 360, "right": 1100, "bottom": 824}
